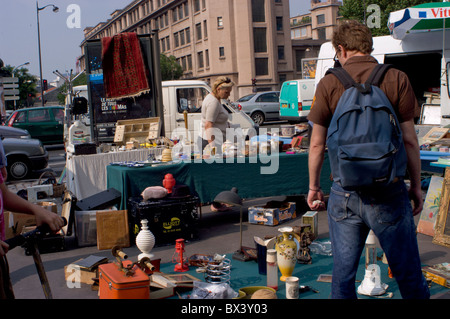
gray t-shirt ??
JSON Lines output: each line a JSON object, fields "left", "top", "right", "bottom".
{"left": 201, "top": 93, "right": 229, "bottom": 142}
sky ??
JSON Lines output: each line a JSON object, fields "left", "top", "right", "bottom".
{"left": 0, "top": 0, "right": 310, "bottom": 82}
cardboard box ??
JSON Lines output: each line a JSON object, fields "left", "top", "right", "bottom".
{"left": 302, "top": 211, "right": 319, "bottom": 239}
{"left": 248, "top": 202, "right": 296, "bottom": 226}
{"left": 4, "top": 201, "right": 58, "bottom": 240}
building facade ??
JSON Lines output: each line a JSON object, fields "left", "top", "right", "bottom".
{"left": 80, "top": 0, "right": 293, "bottom": 100}
{"left": 289, "top": 0, "right": 341, "bottom": 79}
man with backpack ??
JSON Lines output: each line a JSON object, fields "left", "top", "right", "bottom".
{"left": 307, "top": 20, "right": 430, "bottom": 299}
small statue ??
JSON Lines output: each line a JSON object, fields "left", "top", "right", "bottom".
{"left": 163, "top": 173, "right": 176, "bottom": 193}
{"left": 297, "top": 231, "right": 313, "bottom": 264}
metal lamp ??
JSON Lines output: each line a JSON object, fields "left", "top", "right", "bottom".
{"left": 36, "top": 1, "right": 59, "bottom": 106}
{"left": 213, "top": 187, "right": 250, "bottom": 261}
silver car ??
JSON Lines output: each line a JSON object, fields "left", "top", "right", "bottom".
{"left": 0, "top": 126, "right": 49, "bottom": 180}
{"left": 234, "top": 91, "right": 280, "bottom": 125}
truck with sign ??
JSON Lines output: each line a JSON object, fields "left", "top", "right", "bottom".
{"left": 82, "top": 34, "right": 256, "bottom": 144}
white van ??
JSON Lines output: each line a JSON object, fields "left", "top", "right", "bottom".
{"left": 315, "top": 31, "right": 450, "bottom": 125}
{"left": 279, "top": 79, "right": 315, "bottom": 123}
{"left": 162, "top": 80, "right": 256, "bottom": 139}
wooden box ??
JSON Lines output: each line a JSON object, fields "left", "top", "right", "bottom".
{"left": 99, "top": 261, "right": 150, "bottom": 299}
{"left": 114, "top": 117, "right": 160, "bottom": 145}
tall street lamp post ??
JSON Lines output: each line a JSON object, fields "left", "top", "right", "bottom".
{"left": 36, "top": 1, "right": 58, "bottom": 106}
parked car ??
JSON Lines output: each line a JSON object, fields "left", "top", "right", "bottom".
{"left": 7, "top": 106, "right": 64, "bottom": 144}
{"left": 0, "top": 126, "right": 49, "bottom": 180}
{"left": 234, "top": 91, "right": 280, "bottom": 125}
{"left": 0, "top": 125, "right": 31, "bottom": 139}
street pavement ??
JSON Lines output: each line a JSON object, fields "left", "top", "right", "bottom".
{"left": 3, "top": 187, "right": 450, "bottom": 300}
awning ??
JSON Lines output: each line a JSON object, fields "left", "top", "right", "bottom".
{"left": 388, "top": 2, "right": 450, "bottom": 40}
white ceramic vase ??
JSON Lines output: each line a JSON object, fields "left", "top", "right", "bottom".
{"left": 136, "top": 219, "right": 155, "bottom": 260}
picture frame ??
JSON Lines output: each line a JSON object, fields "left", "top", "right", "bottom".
{"left": 433, "top": 168, "right": 450, "bottom": 248}
{"left": 422, "top": 127, "right": 449, "bottom": 143}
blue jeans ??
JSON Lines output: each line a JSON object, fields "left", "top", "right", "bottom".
{"left": 327, "top": 181, "right": 430, "bottom": 299}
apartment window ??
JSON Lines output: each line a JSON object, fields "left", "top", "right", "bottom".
{"left": 186, "top": 27, "right": 191, "bottom": 43}
{"left": 166, "top": 36, "right": 170, "bottom": 50}
{"left": 187, "top": 55, "right": 192, "bottom": 70}
{"left": 180, "top": 29, "right": 186, "bottom": 45}
{"left": 184, "top": 2, "right": 189, "bottom": 16}
{"left": 255, "top": 58, "right": 268, "bottom": 76}
{"left": 203, "top": 20, "right": 208, "bottom": 38}
{"left": 276, "top": 16, "right": 283, "bottom": 31}
{"left": 219, "top": 47, "right": 225, "bottom": 58}
{"left": 278, "top": 46, "right": 285, "bottom": 60}
{"left": 174, "top": 32, "right": 179, "bottom": 47}
{"left": 180, "top": 56, "right": 187, "bottom": 71}
{"left": 174, "top": 28, "right": 190, "bottom": 48}
{"left": 196, "top": 23, "right": 202, "bottom": 41}
{"left": 173, "top": 8, "right": 178, "bottom": 22}
{"left": 253, "top": 28, "right": 267, "bottom": 53}
{"left": 252, "top": 0, "right": 265, "bottom": 22}
{"left": 198, "top": 51, "right": 204, "bottom": 69}
{"left": 205, "top": 49, "right": 210, "bottom": 67}
{"left": 317, "top": 28, "right": 326, "bottom": 40}
{"left": 317, "top": 14, "right": 325, "bottom": 25}
{"left": 217, "top": 17, "right": 223, "bottom": 28}
{"left": 194, "top": 0, "right": 201, "bottom": 12}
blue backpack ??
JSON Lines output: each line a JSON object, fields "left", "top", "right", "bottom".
{"left": 326, "top": 64, "right": 407, "bottom": 189}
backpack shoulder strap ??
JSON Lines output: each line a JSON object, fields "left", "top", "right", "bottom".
{"left": 365, "top": 64, "right": 392, "bottom": 87}
{"left": 325, "top": 67, "right": 355, "bottom": 90}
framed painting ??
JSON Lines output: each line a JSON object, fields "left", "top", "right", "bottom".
{"left": 433, "top": 168, "right": 450, "bottom": 248}
{"left": 417, "top": 176, "right": 444, "bottom": 237}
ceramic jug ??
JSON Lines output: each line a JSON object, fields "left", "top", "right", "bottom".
{"left": 275, "top": 226, "right": 300, "bottom": 281}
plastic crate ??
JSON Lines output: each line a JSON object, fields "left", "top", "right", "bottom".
{"left": 127, "top": 196, "right": 199, "bottom": 246}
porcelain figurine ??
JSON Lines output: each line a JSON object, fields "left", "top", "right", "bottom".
{"left": 163, "top": 173, "right": 176, "bottom": 193}
{"left": 136, "top": 219, "right": 155, "bottom": 260}
{"left": 275, "top": 226, "right": 300, "bottom": 281}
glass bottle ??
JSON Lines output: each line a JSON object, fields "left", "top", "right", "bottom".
{"left": 365, "top": 230, "right": 377, "bottom": 268}
{"left": 266, "top": 249, "right": 278, "bottom": 290}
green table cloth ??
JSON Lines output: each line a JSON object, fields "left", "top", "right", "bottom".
{"left": 107, "top": 152, "right": 332, "bottom": 210}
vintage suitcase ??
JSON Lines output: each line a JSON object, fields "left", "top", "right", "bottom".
{"left": 128, "top": 196, "right": 199, "bottom": 246}
{"left": 98, "top": 261, "right": 150, "bottom": 299}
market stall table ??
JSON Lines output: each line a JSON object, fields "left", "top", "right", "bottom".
{"left": 154, "top": 250, "right": 448, "bottom": 299}
{"left": 66, "top": 148, "right": 164, "bottom": 200}
{"left": 106, "top": 152, "right": 332, "bottom": 210}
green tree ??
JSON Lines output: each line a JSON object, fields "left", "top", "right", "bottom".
{"left": 340, "top": 0, "right": 443, "bottom": 36}
{"left": 3, "top": 65, "right": 37, "bottom": 109}
{"left": 160, "top": 53, "right": 183, "bottom": 81}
